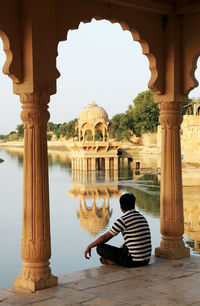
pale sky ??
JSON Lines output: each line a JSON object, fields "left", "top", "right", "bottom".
{"left": 0, "top": 19, "right": 200, "bottom": 134}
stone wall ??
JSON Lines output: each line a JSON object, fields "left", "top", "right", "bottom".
{"left": 181, "top": 115, "right": 200, "bottom": 163}
{"left": 144, "top": 115, "right": 200, "bottom": 164}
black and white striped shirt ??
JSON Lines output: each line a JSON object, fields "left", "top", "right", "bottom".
{"left": 110, "top": 209, "right": 151, "bottom": 261}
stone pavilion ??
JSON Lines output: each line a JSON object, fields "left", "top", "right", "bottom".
{"left": 71, "top": 102, "right": 121, "bottom": 171}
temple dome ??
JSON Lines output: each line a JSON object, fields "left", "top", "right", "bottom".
{"left": 79, "top": 102, "right": 109, "bottom": 125}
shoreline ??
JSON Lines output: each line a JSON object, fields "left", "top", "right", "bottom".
{"left": 1, "top": 141, "right": 200, "bottom": 187}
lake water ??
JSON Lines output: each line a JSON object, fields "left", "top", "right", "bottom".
{"left": 0, "top": 148, "right": 199, "bottom": 289}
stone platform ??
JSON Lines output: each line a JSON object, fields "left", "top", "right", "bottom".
{"left": 1, "top": 256, "right": 200, "bottom": 305}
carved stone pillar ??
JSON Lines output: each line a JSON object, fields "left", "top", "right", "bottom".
{"left": 14, "top": 93, "right": 57, "bottom": 291}
{"left": 105, "top": 158, "right": 110, "bottom": 171}
{"left": 114, "top": 157, "right": 118, "bottom": 170}
{"left": 102, "top": 129, "right": 105, "bottom": 142}
{"left": 71, "top": 158, "right": 75, "bottom": 170}
{"left": 83, "top": 158, "right": 87, "bottom": 171}
{"left": 155, "top": 102, "right": 190, "bottom": 259}
{"left": 91, "top": 158, "right": 96, "bottom": 171}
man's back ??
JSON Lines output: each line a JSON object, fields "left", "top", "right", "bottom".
{"left": 110, "top": 209, "right": 152, "bottom": 261}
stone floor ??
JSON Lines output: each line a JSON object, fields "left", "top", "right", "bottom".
{"left": 1, "top": 256, "right": 200, "bottom": 305}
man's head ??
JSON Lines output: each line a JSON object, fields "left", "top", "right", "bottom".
{"left": 119, "top": 193, "right": 135, "bottom": 212}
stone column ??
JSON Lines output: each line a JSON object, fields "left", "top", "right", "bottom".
{"left": 102, "top": 129, "right": 105, "bottom": 142}
{"left": 71, "top": 158, "right": 75, "bottom": 170}
{"left": 105, "top": 158, "right": 110, "bottom": 171}
{"left": 91, "top": 158, "right": 96, "bottom": 171}
{"left": 14, "top": 93, "right": 57, "bottom": 292}
{"left": 155, "top": 102, "right": 190, "bottom": 259}
{"left": 83, "top": 158, "right": 87, "bottom": 171}
{"left": 79, "top": 158, "right": 83, "bottom": 171}
{"left": 114, "top": 157, "right": 118, "bottom": 170}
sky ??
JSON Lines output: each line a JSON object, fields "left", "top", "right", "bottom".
{"left": 0, "top": 19, "right": 200, "bottom": 134}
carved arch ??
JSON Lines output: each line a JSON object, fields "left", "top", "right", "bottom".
{"left": 188, "top": 53, "right": 200, "bottom": 95}
{"left": 56, "top": 14, "right": 162, "bottom": 94}
{"left": 0, "top": 31, "right": 21, "bottom": 83}
{"left": 94, "top": 122, "right": 107, "bottom": 130}
{"left": 182, "top": 13, "right": 200, "bottom": 96}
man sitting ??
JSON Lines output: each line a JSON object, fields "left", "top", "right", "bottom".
{"left": 84, "top": 193, "right": 151, "bottom": 267}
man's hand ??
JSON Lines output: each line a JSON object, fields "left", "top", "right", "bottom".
{"left": 84, "top": 246, "right": 92, "bottom": 259}
{"left": 84, "top": 231, "right": 114, "bottom": 260}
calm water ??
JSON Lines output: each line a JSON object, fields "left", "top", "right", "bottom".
{"left": 0, "top": 148, "right": 199, "bottom": 289}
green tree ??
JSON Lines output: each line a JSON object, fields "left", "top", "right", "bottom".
{"left": 47, "top": 122, "right": 61, "bottom": 132}
{"left": 110, "top": 113, "right": 131, "bottom": 141}
{"left": 130, "top": 90, "right": 159, "bottom": 136}
{"left": 16, "top": 124, "right": 24, "bottom": 137}
{"left": 182, "top": 99, "right": 193, "bottom": 115}
{"left": 95, "top": 130, "right": 103, "bottom": 141}
{"left": 64, "top": 119, "right": 78, "bottom": 140}
{"left": 53, "top": 129, "right": 60, "bottom": 139}
{"left": 47, "top": 134, "right": 52, "bottom": 141}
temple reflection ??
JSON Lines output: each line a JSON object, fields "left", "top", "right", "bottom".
{"left": 68, "top": 169, "right": 121, "bottom": 236}
{"left": 184, "top": 187, "right": 200, "bottom": 254}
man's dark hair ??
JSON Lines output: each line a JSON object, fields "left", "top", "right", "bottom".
{"left": 119, "top": 193, "right": 135, "bottom": 211}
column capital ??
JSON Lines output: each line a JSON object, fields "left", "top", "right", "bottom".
{"left": 159, "top": 101, "right": 183, "bottom": 129}
{"left": 20, "top": 93, "right": 50, "bottom": 129}
{"left": 20, "top": 92, "right": 50, "bottom": 105}
{"left": 159, "top": 101, "right": 184, "bottom": 112}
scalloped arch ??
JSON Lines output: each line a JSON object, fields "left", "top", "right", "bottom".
{"left": 94, "top": 121, "right": 108, "bottom": 130}
{"left": 0, "top": 30, "right": 20, "bottom": 83}
{"left": 80, "top": 122, "right": 94, "bottom": 130}
{"left": 186, "top": 53, "right": 200, "bottom": 95}
{"left": 59, "top": 16, "right": 159, "bottom": 93}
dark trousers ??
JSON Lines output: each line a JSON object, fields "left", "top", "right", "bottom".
{"left": 96, "top": 244, "right": 150, "bottom": 267}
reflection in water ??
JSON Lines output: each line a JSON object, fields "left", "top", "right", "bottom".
{"left": 118, "top": 174, "right": 160, "bottom": 217}
{"left": 48, "top": 151, "right": 71, "bottom": 169}
{"left": 76, "top": 199, "right": 112, "bottom": 237}
{"left": 184, "top": 187, "right": 200, "bottom": 254}
{"left": 2, "top": 148, "right": 24, "bottom": 166}
{"left": 68, "top": 170, "right": 121, "bottom": 236}
{"left": 1, "top": 148, "right": 200, "bottom": 256}
{"left": 2, "top": 147, "right": 200, "bottom": 290}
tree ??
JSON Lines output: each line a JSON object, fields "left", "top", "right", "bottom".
{"left": 129, "top": 90, "right": 159, "bottom": 136}
{"left": 63, "top": 119, "right": 78, "bottom": 140}
{"left": 182, "top": 99, "right": 193, "bottom": 115}
{"left": 53, "top": 129, "right": 60, "bottom": 139}
{"left": 16, "top": 124, "right": 24, "bottom": 137}
{"left": 110, "top": 113, "right": 132, "bottom": 141}
{"left": 95, "top": 130, "right": 103, "bottom": 141}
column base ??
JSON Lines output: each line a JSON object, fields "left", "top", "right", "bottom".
{"left": 14, "top": 274, "right": 58, "bottom": 292}
{"left": 155, "top": 246, "right": 190, "bottom": 259}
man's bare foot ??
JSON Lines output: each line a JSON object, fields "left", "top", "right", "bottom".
{"left": 100, "top": 257, "right": 115, "bottom": 265}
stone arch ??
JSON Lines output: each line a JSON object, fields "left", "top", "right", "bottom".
{"left": 56, "top": 9, "right": 163, "bottom": 94}
{"left": 84, "top": 129, "right": 93, "bottom": 141}
{"left": 95, "top": 122, "right": 108, "bottom": 141}
{"left": 184, "top": 53, "right": 200, "bottom": 95}
{"left": 95, "top": 129, "right": 103, "bottom": 141}
{"left": 0, "top": 30, "right": 21, "bottom": 83}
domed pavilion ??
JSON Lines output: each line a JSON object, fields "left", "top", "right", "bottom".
{"left": 77, "top": 102, "right": 109, "bottom": 142}
{"left": 71, "top": 102, "right": 121, "bottom": 171}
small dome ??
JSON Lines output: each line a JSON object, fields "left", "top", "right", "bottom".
{"left": 79, "top": 102, "right": 108, "bottom": 125}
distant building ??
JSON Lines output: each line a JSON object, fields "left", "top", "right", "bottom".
{"left": 71, "top": 102, "right": 120, "bottom": 171}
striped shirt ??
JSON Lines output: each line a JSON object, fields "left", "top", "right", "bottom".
{"left": 110, "top": 209, "right": 151, "bottom": 261}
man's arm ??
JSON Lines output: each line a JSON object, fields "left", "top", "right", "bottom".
{"left": 84, "top": 231, "right": 114, "bottom": 259}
